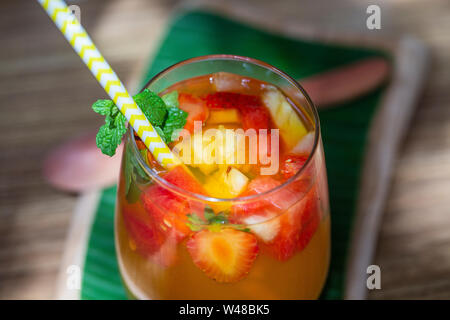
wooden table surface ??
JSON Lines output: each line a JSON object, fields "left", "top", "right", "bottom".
{"left": 1, "top": 0, "right": 449, "bottom": 299}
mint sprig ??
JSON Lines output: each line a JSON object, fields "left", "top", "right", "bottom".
{"left": 92, "top": 89, "right": 187, "bottom": 156}
{"left": 187, "top": 206, "right": 250, "bottom": 232}
{"left": 93, "top": 100, "right": 127, "bottom": 156}
{"left": 133, "top": 90, "right": 167, "bottom": 126}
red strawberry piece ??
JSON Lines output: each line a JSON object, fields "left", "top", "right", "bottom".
{"left": 265, "top": 213, "right": 301, "bottom": 261}
{"left": 141, "top": 166, "right": 206, "bottom": 240}
{"left": 240, "top": 105, "right": 270, "bottom": 131}
{"left": 123, "top": 209, "right": 179, "bottom": 266}
{"left": 281, "top": 154, "right": 308, "bottom": 179}
{"left": 163, "top": 165, "right": 206, "bottom": 194}
{"left": 204, "top": 92, "right": 261, "bottom": 110}
{"left": 204, "top": 92, "right": 270, "bottom": 131}
{"left": 230, "top": 177, "right": 298, "bottom": 246}
{"left": 178, "top": 93, "right": 209, "bottom": 132}
{"left": 267, "top": 182, "right": 321, "bottom": 259}
{"left": 151, "top": 231, "right": 179, "bottom": 267}
{"left": 238, "top": 175, "right": 317, "bottom": 261}
{"left": 297, "top": 185, "right": 320, "bottom": 252}
{"left": 122, "top": 209, "right": 165, "bottom": 256}
{"left": 230, "top": 176, "right": 281, "bottom": 221}
{"left": 231, "top": 176, "right": 301, "bottom": 219}
{"left": 297, "top": 210, "right": 320, "bottom": 252}
{"left": 186, "top": 228, "right": 259, "bottom": 283}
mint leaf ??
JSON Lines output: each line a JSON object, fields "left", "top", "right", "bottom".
{"left": 208, "top": 213, "right": 228, "bottom": 225}
{"left": 163, "top": 107, "right": 187, "bottom": 143}
{"left": 162, "top": 91, "right": 179, "bottom": 109}
{"left": 94, "top": 102, "right": 127, "bottom": 156}
{"left": 114, "top": 112, "right": 127, "bottom": 135}
{"left": 186, "top": 222, "right": 204, "bottom": 232}
{"left": 203, "top": 207, "right": 215, "bottom": 221}
{"left": 96, "top": 124, "right": 122, "bottom": 156}
{"left": 92, "top": 99, "right": 114, "bottom": 115}
{"left": 187, "top": 213, "right": 206, "bottom": 225}
{"left": 186, "top": 207, "right": 249, "bottom": 232}
{"left": 134, "top": 89, "right": 167, "bottom": 126}
{"left": 92, "top": 89, "right": 187, "bottom": 156}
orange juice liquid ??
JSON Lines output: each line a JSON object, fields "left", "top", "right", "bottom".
{"left": 116, "top": 73, "right": 330, "bottom": 299}
{"left": 116, "top": 207, "right": 329, "bottom": 299}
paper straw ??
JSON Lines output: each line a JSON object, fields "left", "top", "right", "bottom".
{"left": 37, "top": 0, "right": 179, "bottom": 168}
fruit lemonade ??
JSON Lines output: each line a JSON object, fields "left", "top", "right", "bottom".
{"left": 116, "top": 72, "right": 330, "bottom": 299}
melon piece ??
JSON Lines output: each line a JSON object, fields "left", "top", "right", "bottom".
{"left": 262, "top": 86, "right": 308, "bottom": 149}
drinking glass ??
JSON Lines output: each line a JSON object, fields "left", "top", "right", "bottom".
{"left": 115, "top": 55, "right": 330, "bottom": 299}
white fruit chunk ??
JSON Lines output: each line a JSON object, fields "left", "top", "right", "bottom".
{"left": 262, "top": 86, "right": 308, "bottom": 149}
{"left": 243, "top": 214, "right": 280, "bottom": 243}
{"left": 212, "top": 72, "right": 249, "bottom": 92}
{"left": 290, "top": 132, "right": 315, "bottom": 155}
{"left": 224, "top": 167, "right": 249, "bottom": 197}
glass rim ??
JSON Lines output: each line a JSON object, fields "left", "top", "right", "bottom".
{"left": 129, "top": 54, "right": 321, "bottom": 203}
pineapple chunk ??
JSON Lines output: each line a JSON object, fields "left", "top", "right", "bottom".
{"left": 203, "top": 170, "right": 230, "bottom": 199}
{"left": 225, "top": 167, "right": 249, "bottom": 196}
{"left": 174, "top": 125, "right": 250, "bottom": 176}
{"left": 208, "top": 109, "right": 241, "bottom": 124}
{"left": 290, "top": 132, "right": 315, "bottom": 155}
{"left": 262, "top": 86, "right": 308, "bottom": 149}
{"left": 204, "top": 167, "right": 249, "bottom": 199}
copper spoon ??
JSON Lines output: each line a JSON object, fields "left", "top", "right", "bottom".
{"left": 43, "top": 57, "right": 389, "bottom": 192}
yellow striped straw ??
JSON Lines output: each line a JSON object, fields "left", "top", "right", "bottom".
{"left": 37, "top": 0, "right": 179, "bottom": 168}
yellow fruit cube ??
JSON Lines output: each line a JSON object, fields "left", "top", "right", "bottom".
{"left": 208, "top": 109, "right": 241, "bottom": 124}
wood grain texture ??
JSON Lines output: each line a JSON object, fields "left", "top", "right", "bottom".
{"left": 1, "top": 0, "right": 450, "bottom": 299}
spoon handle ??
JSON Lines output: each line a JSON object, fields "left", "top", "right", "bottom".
{"left": 300, "top": 57, "right": 389, "bottom": 108}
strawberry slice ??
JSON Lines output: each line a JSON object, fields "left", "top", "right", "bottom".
{"left": 178, "top": 93, "right": 209, "bottom": 133}
{"left": 141, "top": 166, "right": 206, "bottom": 240}
{"left": 186, "top": 228, "right": 259, "bottom": 283}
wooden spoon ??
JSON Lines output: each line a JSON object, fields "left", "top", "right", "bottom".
{"left": 43, "top": 57, "right": 389, "bottom": 192}
{"left": 301, "top": 57, "right": 389, "bottom": 107}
